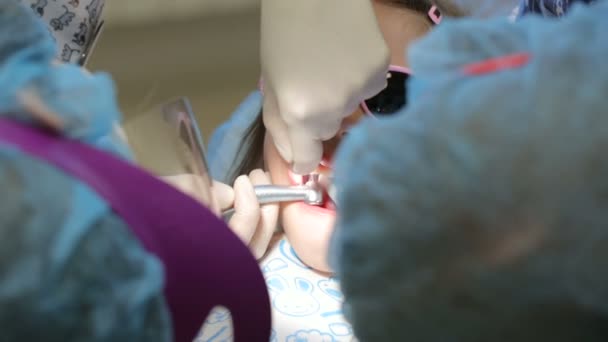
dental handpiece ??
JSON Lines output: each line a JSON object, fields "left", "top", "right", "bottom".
{"left": 221, "top": 174, "right": 324, "bottom": 220}
{"left": 311, "top": 173, "right": 337, "bottom": 207}
{"left": 250, "top": 184, "right": 323, "bottom": 205}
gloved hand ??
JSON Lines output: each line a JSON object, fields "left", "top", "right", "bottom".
{"left": 260, "top": 0, "right": 389, "bottom": 174}
{"left": 163, "top": 169, "right": 279, "bottom": 260}
{"left": 216, "top": 169, "right": 279, "bottom": 259}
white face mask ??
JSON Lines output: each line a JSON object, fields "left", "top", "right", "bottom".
{"left": 21, "top": 0, "right": 105, "bottom": 65}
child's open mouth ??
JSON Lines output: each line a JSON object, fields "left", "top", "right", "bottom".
{"left": 287, "top": 162, "right": 336, "bottom": 212}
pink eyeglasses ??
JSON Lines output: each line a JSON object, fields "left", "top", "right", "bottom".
{"left": 428, "top": 5, "right": 442, "bottom": 25}
{"left": 361, "top": 5, "right": 441, "bottom": 116}
{"left": 360, "top": 65, "right": 412, "bottom": 117}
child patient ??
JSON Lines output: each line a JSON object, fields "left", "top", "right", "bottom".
{"left": 331, "top": 1, "right": 608, "bottom": 341}
{"left": 196, "top": 0, "right": 462, "bottom": 340}
{"left": 211, "top": 0, "right": 460, "bottom": 271}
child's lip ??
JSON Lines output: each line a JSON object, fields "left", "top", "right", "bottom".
{"left": 320, "top": 155, "right": 333, "bottom": 168}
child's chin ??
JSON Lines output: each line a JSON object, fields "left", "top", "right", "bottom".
{"left": 281, "top": 202, "right": 335, "bottom": 273}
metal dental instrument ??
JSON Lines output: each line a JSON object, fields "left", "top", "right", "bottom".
{"left": 222, "top": 174, "right": 324, "bottom": 220}
{"left": 128, "top": 96, "right": 329, "bottom": 222}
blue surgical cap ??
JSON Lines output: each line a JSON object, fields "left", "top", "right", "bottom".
{"left": 332, "top": 1, "right": 608, "bottom": 341}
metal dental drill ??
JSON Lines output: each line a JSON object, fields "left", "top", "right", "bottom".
{"left": 221, "top": 174, "right": 325, "bottom": 219}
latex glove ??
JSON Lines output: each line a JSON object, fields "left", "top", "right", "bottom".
{"left": 163, "top": 170, "right": 279, "bottom": 259}
{"left": 216, "top": 169, "right": 279, "bottom": 259}
{"left": 260, "top": 0, "right": 389, "bottom": 174}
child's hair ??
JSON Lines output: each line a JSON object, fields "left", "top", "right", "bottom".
{"left": 227, "top": 0, "right": 464, "bottom": 183}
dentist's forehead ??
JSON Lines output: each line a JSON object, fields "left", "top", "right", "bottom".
{"left": 20, "top": 0, "right": 105, "bottom": 64}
